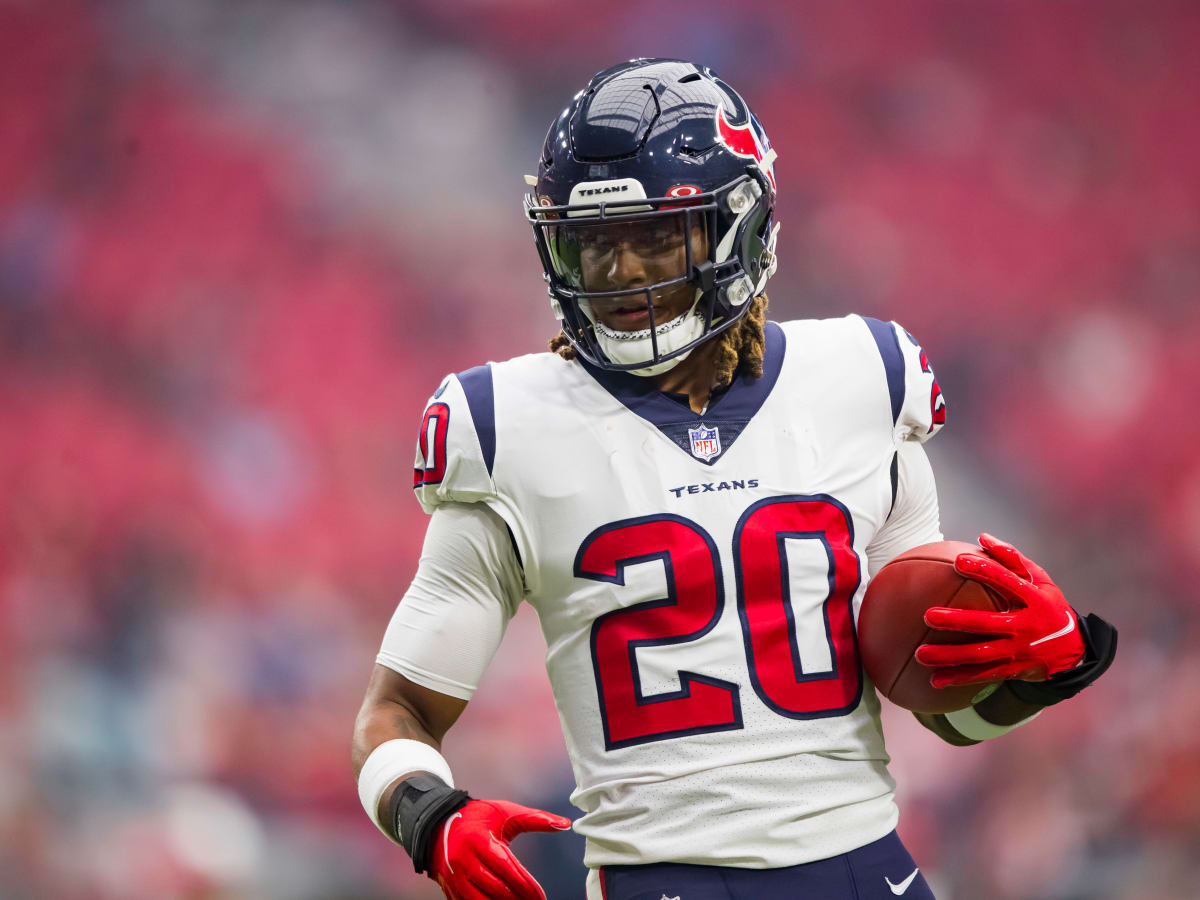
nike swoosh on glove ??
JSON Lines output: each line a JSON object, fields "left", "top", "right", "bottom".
{"left": 429, "top": 799, "right": 571, "bottom": 900}
{"left": 914, "top": 533, "right": 1086, "bottom": 688}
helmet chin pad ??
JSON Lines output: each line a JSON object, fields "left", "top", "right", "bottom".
{"left": 582, "top": 301, "right": 705, "bottom": 376}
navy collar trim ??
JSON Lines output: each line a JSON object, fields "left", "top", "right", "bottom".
{"left": 580, "top": 321, "right": 786, "bottom": 464}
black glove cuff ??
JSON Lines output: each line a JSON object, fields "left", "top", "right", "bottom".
{"left": 388, "top": 773, "right": 470, "bottom": 874}
{"left": 1007, "top": 611, "right": 1118, "bottom": 707}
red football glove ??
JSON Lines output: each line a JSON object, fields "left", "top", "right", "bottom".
{"left": 914, "top": 533, "right": 1086, "bottom": 688}
{"left": 429, "top": 799, "right": 571, "bottom": 900}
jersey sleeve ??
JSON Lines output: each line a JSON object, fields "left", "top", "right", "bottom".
{"left": 412, "top": 363, "right": 540, "bottom": 594}
{"left": 412, "top": 366, "right": 499, "bottom": 513}
{"left": 860, "top": 317, "right": 947, "bottom": 443}
{"left": 865, "top": 440, "right": 943, "bottom": 577}
{"left": 376, "top": 502, "right": 523, "bottom": 701}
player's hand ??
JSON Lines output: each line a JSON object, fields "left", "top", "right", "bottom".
{"left": 914, "top": 533, "right": 1086, "bottom": 688}
{"left": 428, "top": 799, "right": 571, "bottom": 900}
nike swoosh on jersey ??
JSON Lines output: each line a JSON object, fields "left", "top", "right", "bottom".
{"left": 1030, "top": 610, "right": 1076, "bottom": 646}
{"left": 885, "top": 867, "right": 920, "bottom": 895}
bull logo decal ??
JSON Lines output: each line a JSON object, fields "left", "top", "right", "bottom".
{"left": 716, "top": 106, "right": 776, "bottom": 191}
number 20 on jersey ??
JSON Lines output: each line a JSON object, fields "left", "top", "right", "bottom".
{"left": 577, "top": 495, "right": 863, "bottom": 750}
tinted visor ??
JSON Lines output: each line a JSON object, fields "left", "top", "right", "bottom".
{"left": 547, "top": 211, "right": 708, "bottom": 293}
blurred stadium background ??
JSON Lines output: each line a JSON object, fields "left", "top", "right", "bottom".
{"left": 2, "top": 0, "right": 1198, "bottom": 897}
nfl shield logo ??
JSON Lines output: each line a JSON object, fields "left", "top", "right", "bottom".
{"left": 688, "top": 424, "right": 721, "bottom": 462}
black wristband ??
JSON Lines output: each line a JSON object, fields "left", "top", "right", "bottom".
{"left": 1007, "top": 611, "right": 1118, "bottom": 707}
{"left": 388, "top": 773, "right": 470, "bottom": 874}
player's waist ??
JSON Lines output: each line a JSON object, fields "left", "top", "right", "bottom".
{"left": 580, "top": 790, "right": 898, "bottom": 870}
{"left": 586, "top": 829, "right": 927, "bottom": 899}
{"left": 573, "top": 758, "right": 897, "bottom": 869}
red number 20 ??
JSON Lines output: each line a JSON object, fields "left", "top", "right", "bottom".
{"left": 577, "top": 495, "right": 862, "bottom": 750}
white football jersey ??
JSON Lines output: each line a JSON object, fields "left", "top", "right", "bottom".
{"left": 405, "top": 314, "right": 946, "bottom": 869}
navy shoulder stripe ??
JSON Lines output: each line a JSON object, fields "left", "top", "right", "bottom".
{"left": 863, "top": 316, "right": 905, "bottom": 425}
{"left": 456, "top": 364, "right": 496, "bottom": 477}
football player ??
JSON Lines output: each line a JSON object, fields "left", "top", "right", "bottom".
{"left": 352, "top": 59, "right": 1117, "bottom": 900}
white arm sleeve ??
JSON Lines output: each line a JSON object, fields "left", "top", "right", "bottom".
{"left": 376, "top": 502, "right": 524, "bottom": 701}
{"left": 866, "top": 440, "right": 943, "bottom": 578}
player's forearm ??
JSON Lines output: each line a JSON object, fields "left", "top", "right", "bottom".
{"left": 353, "top": 665, "right": 470, "bottom": 837}
{"left": 353, "top": 696, "right": 443, "bottom": 822}
{"left": 913, "top": 711, "right": 981, "bottom": 745}
{"left": 914, "top": 682, "right": 1044, "bottom": 746}
{"left": 972, "top": 681, "right": 1044, "bottom": 723}
{"left": 353, "top": 694, "right": 442, "bottom": 771}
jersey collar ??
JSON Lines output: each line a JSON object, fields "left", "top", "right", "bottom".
{"left": 579, "top": 321, "right": 786, "bottom": 466}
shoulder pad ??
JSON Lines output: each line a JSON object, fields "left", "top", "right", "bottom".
{"left": 860, "top": 317, "right": 947, "bottom": 442}
{"left": 412, "top": 365, "right": 497, "bottom": 513}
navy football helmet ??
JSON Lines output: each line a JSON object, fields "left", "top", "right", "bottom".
{"left": 525, "top": 59, "right": 779, "bottom": 375}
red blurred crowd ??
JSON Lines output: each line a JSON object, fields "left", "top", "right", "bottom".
{"left": 2, "top": 1, "right": 1197, "bottom": 898}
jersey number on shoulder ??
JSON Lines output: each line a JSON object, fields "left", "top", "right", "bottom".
{"left": 905, "top": 327, "right": 947, "bottom": 434}
{"left": 919, "top": 349, "right": 946, "bottom": 432}
{"left": 577, "top": 495, "right": 862, "bottom": 750}
{"left": 413, "top": 402, "right": 450, "bottom": 487}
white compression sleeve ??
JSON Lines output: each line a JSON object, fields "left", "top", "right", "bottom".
{"left": 865, "top": 440, "right": 943, "bottom": 578}
{"left": 376, "top": 502, "right": 524, "bottom": 700}
{"left": 357, "top": 739, "right": 456, "bottom": 842}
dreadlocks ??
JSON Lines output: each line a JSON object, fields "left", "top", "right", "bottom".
{"left": 548, "top": 293, "right": 770, "bottom": 388}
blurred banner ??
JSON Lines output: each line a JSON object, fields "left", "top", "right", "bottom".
{"left": 1, "top": 1, "right": 1197, "bottom": 897}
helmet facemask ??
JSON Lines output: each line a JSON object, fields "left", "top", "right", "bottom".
{"left": 526, "top": 173, "right": 774, "bottom": 376}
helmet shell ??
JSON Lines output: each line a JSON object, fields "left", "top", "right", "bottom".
{"left": 537, "top": 59, "right": 775, "bottom": 207}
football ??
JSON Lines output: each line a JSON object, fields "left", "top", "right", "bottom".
{"left": 859, "top": 540, "right": 1010, "bottom": 713}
